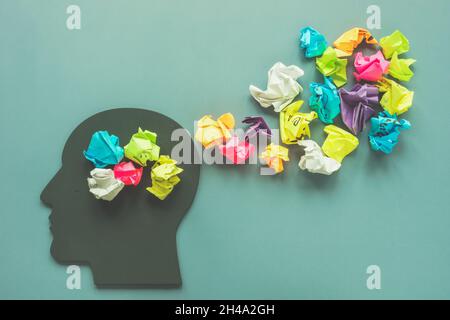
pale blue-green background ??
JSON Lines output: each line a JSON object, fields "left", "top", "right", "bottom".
{"left": 1, "top": 0, "right": 449, "bottom": 299}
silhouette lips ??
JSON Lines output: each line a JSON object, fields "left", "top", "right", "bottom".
{"left": 48, "top": 212, "right": 54, "bottom": 233}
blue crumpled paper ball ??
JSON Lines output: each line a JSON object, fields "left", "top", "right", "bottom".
{"left": 369, "top": 111, "right": 411, "bottom": 154}
{"left": 83, "top": 130, "right": 124, "bottom": 167}
{"left": 300, "top": 26, "right": 328, "bottom": 58}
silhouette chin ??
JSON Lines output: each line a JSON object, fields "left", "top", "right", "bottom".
{"left": 50, "top": 241, "right": 64, "bottom": 264}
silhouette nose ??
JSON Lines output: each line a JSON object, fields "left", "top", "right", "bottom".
{"left": 41, "top": 169, "right": 62, "bottom": 206}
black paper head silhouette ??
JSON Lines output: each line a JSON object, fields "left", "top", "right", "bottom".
{"left": 41, "top": 108, "right": 200, "bottom": 288}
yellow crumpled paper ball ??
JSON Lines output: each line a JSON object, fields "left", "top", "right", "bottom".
{"left": 379, "top": 30, "right": 410, "bottom": 59}
{"left": 333, "top": 27, "right": 378, "bottom": 57}
{"left": 377, "top": 77, "right": 414, "bottom": 116}
{"left": 280, "top": 100, "right": 318, "bottom": 145}
{"left": 322, "top": 125, "right": 359, "bottom": 163}
{"left": 260, "top": 144, "right": 290, "bottom": 174}
{"left": 146, "top": 155, "right": 184, "bottom": 200}
{"left": 195, "top": 113, "right": 235, "bottom": 148}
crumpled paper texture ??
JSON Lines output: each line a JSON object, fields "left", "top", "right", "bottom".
{"left": 369, "top": 111, "right": 411, "bottom": 154}
{"left": 218, "top": 136, "right": 256, "bottom": 164}
{"left": 339, "top": 84, "right": 378, "bottom": 135}
{"left": 280, "top": 101, "right": 317, "bottom": 144}
{"left": 113, "top": 161, "right": 143, "bottom": 186}
{"left": 195, "top": 113, "right": 235, "bottom": 148}
{"left": 249, "top": 62, "right": 304, "bottom": 112}
{"left": 322, "top": 125, "right": 359, "bottom": 163}
{"left": 87, "top": 168, "right": 124, "bottom": 201}
{"left": 242, "top": 116, "right": 271, "bottom": 140}
{"left": 388, "top": 51, "right": 415, "bottom": 82}
{"left": 309, "top": 76, "right": 341, "bottom": 124}
{"left": 316, "top": 47, "right": 348, "bottom": 87}
{"left": 298, "top": 140, "right": 341, "bottom": 175}
{"left": 333, "top": 27, "right": 378, "bottom": 57}
{"left": 377, "top": 77, "right": 414, "bottom": 115}
{"left": 146, "top": 155, "right": 183, "bottom": 200}
{"left": 84, "top": 131, "right": 124, "bottom": 168}
{"left": 353, "top": 51, "right": 389, "bottom": 82}
{"left": 299, "top": 26, "right": 328, "bottom": 58}
{"left": 260, "top": 144, "right": 289, "bottom": 174}
{"left": 124, "top": 127, "right": 160, "bottom": 166}
{"left": 380, "top": 30, "right": 410, "bottom": 59}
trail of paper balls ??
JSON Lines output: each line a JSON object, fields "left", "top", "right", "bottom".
{"left": 195, "top": 27, "right": 415, "bottom": 175}
{"left": 83, "top": 128, "right": 182, "bottom": 201}
{"left": 83, "top": 27, "right": 415, "bottom": 201}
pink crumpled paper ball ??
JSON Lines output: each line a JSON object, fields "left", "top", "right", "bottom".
{"left": 353, "top": 50, "right": 389, "bottom": 82}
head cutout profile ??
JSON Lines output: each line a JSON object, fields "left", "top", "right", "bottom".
{"left": 41, "top": 108, "right": 200, "bottom": 288}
